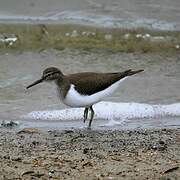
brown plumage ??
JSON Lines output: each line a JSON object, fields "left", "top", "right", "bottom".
{"left": 67, "top": 69, "right": 144, "bottom": 96}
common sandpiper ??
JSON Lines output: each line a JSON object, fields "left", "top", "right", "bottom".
{"left": 26, "top": 67, "right": 144, "bottom": 128}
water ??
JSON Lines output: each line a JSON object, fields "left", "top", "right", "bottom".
{"left": 0, "top": 0, "right": 180, "bottom": 30}
{"left": 22, "top": 102, "right": 180, "bottom": 130}
{"left": 0, "top": 49, "right": 180, "bottom": 129}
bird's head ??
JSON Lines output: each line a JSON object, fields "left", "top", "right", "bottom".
{"left": 26, "top": 67, "right": 63, "bottom": 89}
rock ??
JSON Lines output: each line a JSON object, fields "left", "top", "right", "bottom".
{"left": 22, "top": 170, "right": 35, "bottom": 176}
{"left": 64, "top": 130, "right": 74, "bottom": 134}
{"left": 17, "top": 128, "right": 40, "bottom": 134}
{"left": 82, "top": 161, "right": 93, "bottom": 167}
{"left": 32, "top": 172, "right": 45, "bottom": 178}
{"left": 11, "top": 157, "right": 22, "bottom": 162}
{"left": 22, "top": 170, "right": 44, "bottom": 178}
{"left": 83, "top": 148, "right": 89, "bottom": 154}
{"left": 1, "top": 120, "right": 19, "bottom": 128}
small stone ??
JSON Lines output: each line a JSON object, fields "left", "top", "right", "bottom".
{"left": 1, "top": 120, "right": 19, "bottom": 127}
{"left": 22, "top": 170, "right": 34, "bottom": 176}
{"left": 152, "top": 145, "right": 157, "bottom": 150}
{"left": 22, "top": 160, "right": 31, "bottom": 164}
{"left": 107, "top": 177, "right": 115, "bottom": 180}
{"left": 48, "top": 172, "right": 53, "bottom": 177}
{"left": 49, "top": 169, "right": 55, "bottom": 173}
{"left": 82, "top": 161, "right": 93, "bottom": 167}
{"left": 64, "top": 130, "right": 74, "bottom": 134}
{"left": 159, "top": 140, "right": 165, "bottom": 145}
{"left": 33, "top": 172, "right": 45, "bottom": 178}
{"left": 3, "top": 155, "right": 10, "bottom": 159}
{"left": 17, "top": 128, "right": 40, "bottom": 134}
{"left": 83, "top": 148, "right": 89, "bottom": 154}
{"left": 32, "top": 141, "right": 39, "bottom": 145}
{"left": 11, "top": 157, "right": 22, "bottom": 162}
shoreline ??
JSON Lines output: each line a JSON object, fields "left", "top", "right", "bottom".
{"left": 1, "top": 116, "right": 180, "bottom": 132}
{"left": 0, "top": 127, "right": 179, "bottom": 179}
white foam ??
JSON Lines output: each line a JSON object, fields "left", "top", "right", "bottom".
{"left": 23, "top": 101, "right": 180, "bottom": 122}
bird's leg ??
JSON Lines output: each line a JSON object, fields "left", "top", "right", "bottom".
{"left": 83, "top": 107, "right": 89, "bottom": 123}
{"left": 88, "top": 105, "right": 94, "bottom": 128}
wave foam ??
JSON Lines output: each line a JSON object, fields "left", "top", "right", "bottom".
{"left": 23, "top": 101, "right": 180, "bottom": 121}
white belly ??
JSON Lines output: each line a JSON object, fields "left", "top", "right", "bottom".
{"left": 63, "top": 78, "right": 127, "bottom": 107}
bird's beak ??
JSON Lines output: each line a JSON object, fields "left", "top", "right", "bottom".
{"left": 26, "top": 78, "right": 43, "bottom": 89}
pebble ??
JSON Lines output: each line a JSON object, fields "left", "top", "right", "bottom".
{"left": 11, "top": 157, "right": 22, "bottom": 162}
{"left": 83, "top": 148, "right": 89, "bottom": 154}
{"left": 1, "top": 120, "right": 19, "bottom": 128}
{"left": 17, "top": 128, "right": 40, "bottom": 134}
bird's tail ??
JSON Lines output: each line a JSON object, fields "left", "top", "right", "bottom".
{"left": 121, "top": 69, "right": 144, "bottom": 78}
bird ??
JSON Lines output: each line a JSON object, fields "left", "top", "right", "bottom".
{"left": 26, "top": 67, "right": 144, "bottom": 128}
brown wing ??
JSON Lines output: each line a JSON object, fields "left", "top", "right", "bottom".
{"left": 67, "top": 69, "right": 143, "bottom": 95}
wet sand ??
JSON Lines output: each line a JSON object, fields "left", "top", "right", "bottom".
{"left": 0, "top": 128, "right": 179, "bottom": 179}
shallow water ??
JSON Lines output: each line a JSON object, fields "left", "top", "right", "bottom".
{"left": 0, "top": 0, "right": 180, "bottom": 30}
{"left": 0, "top": 49, "right": 180, "bottom": 129}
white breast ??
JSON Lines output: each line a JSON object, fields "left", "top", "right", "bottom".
{"left": 63, "top": 77, "right": 127, "bottom": 107}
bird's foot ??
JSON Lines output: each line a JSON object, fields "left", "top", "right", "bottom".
{"left": 83, "top": 107, "right": 89, "bottom": 123}
{"left": 88, "top": 106, "right": 94, "bottom": 128}
{"left": 87, "top": 126, "right": 91, "bottom": 130}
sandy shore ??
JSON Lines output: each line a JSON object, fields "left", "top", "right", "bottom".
{"left": 0, "top": 128, "right": 179, "bottom": 179}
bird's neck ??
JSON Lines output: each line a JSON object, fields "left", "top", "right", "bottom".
{"left": 55, "top": 76, "right": 71, "bottom": 98}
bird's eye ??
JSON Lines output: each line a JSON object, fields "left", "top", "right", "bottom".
{"left": 43, "top": 72, "right": 57, "bottom": 79}
{"left": 48, "top": 74, "right": 52, "bottom": 78}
